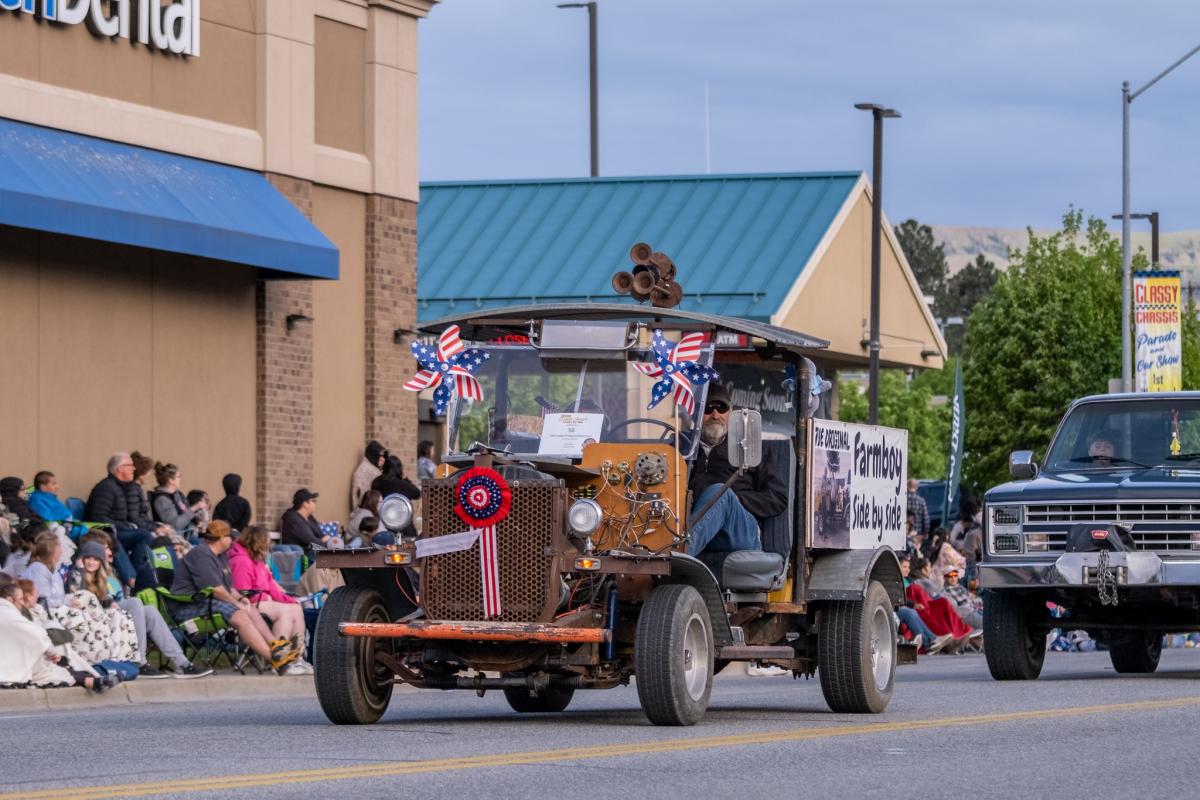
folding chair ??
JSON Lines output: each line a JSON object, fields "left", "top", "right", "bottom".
{"left": 269, "top": 545, "right": 305, "bottom": 595}
{"left": 138, "top": 586, "right": 259, "bottom": 674}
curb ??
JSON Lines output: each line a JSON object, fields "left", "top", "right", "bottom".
{"left": 0, "top": 673, "right": 319, "bottom": 714}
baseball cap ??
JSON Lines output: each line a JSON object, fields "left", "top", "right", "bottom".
{"left": 292, "top": 488, "right": 319, "bottom": 508}
{"left": 705, "top": 384, "right": 731, "bottom": 410}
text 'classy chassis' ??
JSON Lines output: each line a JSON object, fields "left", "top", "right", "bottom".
{"left": 979, "top": 392, "right": 1200, "bottom": 681}
{"left": 313, "top": 304, "right": 911, "bottom": 726}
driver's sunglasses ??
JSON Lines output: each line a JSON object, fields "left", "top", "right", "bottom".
{"left": 704, "top": 401, "right": 729, "bottom": 415}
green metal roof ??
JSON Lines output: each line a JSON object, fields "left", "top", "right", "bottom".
{"left": 417, "top": 172, "right": 863, "bottom": 322}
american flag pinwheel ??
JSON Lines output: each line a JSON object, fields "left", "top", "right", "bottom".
{"left": 632, "top": 329, "right": 719, "bottom": 415}
{"left": 403, "top": 325, "right": 489, "bottom": 415}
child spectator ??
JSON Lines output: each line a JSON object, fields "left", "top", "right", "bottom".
{"left": 348, "top": 491, "right": 383, "bottom": 546}
{"left": 228, "top": 525, "right": 311, "bottom": 675}
{"left": 187, "top": 489, "right": 212, "bottom": 533}
{"left": 67, "top": 541, "right": 210, "bottom": 679}
{"left": 20, "top": 530, "right": 66, "bottom": 609}
{"left": 213, "top": 474, "right": 252, "bottom": 532}
{"left": 0, "top": 583, "right": 118, "bottom": 692}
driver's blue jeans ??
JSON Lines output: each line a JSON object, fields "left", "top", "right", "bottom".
{"left": 686, "top": 484, "right": 760, "bottom": 556}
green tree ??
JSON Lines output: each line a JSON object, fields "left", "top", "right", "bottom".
{"left": 1182, "top": 299, "right": 1200, "bottom": 389}
{"left": 940, "top": 254, "right": 999, "bottom": 355}
{"left": 838, "top": 369, "right": 950, "bottom": 479}
{"left": 961, "top": 210, "right": 1123, "bottom": 492}
{"left": 894, "top": 219, "right": 947, "bottom": 305}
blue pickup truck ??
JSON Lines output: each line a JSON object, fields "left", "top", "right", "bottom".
{"left": 979, "top": 392, "right": 1200, "bottom": 680}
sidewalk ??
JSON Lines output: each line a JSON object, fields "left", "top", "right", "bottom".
{"left": 0, "top": 672, "right": 319, "bottom": 714}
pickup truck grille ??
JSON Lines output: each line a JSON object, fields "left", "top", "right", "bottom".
{"left": 1024, "top": 502, "right": 1199, "bottom": 552}
{"left": 420, "top": 477, "right": 565, "bottom": 623}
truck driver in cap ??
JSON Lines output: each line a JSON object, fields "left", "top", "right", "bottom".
{"left": 686, "top": 384, "right": 788, "bottom": 557}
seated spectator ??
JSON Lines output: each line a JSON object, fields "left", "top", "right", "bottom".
{"left": 187, "top": 489, "right": 212, "bottom": 534}
{"left": 927, "top": 528, "right": 966, "bottom": 589}
{"left": 228, "top": 525, "right": 311, "bottom": 675}
{"left": 27, "top": 471, "right": 88, "bottom": 542}
{"left": 348, "top": 491, "right": 383, "bottom": 546}
{"left": 169, "top": 521, "right": 298, "bottom": 672}
{"left": 895, "top": 555, "right": 954, "bottom": 654}
{"left": 85, "top": 452, "right": 160, "bottom": 592}
{"left": 3, "top": 522, "right": 39, "bottom": 578}
{"left": 903, "top": 556, "right": 975, "bottom": 651}
{"left": 16, "top": 578, "right": 101, "bottom": 678}
{"left": 24, "top": 531, "right": 141, "bottom": 665}
{"left": 941, "top": 568, "right": 983, "bottom": 630}
{"left": 281, "top": 489, "right": 337, "bottom": 556}
{"left": 212, "top": 473, "right": 252, "bottom": 532}
{"left": 67, "top": 541, "right": 210, "bottom": 679}
{"left": 149, "top": 462, "right": 201, "bottom": 537}
{"left": 1, "top": 477, "right": 42, "bottom": 526}
{"left": 0, "top": 582, "right": 117, "bottom": 692}
{"left": 352, "top": 440, "right": 387, "bottom": 511}
{"left": 417, "top": 440, "right": 437, "bottom": 481}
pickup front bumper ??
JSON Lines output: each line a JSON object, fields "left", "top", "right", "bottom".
{"left": 978, "top": 552, "right": 1200, "bottom": 589}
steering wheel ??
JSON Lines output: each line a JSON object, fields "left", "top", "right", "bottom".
{"left": 606, "top": 417, "right": 677, "bottom": 442}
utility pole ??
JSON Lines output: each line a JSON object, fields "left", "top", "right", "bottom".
{"left": 855, "top": 103, "right": 901, "bottom": 425}
{"left": 557, "top": 2, "right": 598, "bottom": 176}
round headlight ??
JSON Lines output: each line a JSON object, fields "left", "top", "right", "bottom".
{"left": 567, "top": 499, "right": 603, "bottom": 537}
{"left": 380, "top": 494, "right": 413, "bottom": 532}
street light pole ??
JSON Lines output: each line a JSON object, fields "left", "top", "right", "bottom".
{"left": 1121, "top": 43, "right": 1200, "bottom": 391}
{"left": 855, "top": 103, "right": 900, "bottom": 426}
{"left": 1111, "top": 211, "right": 1159, "bottom": 266}
{"left": 557, "top": 2, "right": 599, "bottom": 177}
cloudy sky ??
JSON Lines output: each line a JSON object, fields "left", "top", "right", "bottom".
{"left": 419, "top": 1, "right": 1200, "bottom": 231}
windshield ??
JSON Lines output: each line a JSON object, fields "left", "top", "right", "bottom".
{"left": 1043, "top": 399, "right": 1200, "bottom": 471}
{"left": 447, "top": 344, "right": 709, "bottom": 458}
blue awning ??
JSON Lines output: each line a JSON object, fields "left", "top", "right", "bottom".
{"left": 0, "top": 118, "right": 338, "bottom": 279}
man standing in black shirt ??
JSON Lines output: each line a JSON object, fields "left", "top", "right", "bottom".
{"left": 686, "top": 385, "right": 787, "bottom": 557}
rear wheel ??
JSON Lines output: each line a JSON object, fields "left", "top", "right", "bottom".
{"left": 817, "top": 580, "right": 896, "bottom": 713}
{"left": 983, "top": 590, "right": 1045, "bottom": 681}
{"left": 503, "top": 685, "right": 575, "bottom": 713}
{"left": 1109, "top": 631, "right": 1162, "bottom": 674}
{"left": 635, "top": 584, "right": 714, "bottom": 726}
{"left": 314, "top": 586, "right": 394, "bottom": 724}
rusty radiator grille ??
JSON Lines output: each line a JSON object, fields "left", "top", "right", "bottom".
{"left": 420, "top": 478, "right": 564, "bottom": 623}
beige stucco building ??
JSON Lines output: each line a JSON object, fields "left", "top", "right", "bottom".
{"left": 0, "top": 0, "right": 436, "bottom": 525}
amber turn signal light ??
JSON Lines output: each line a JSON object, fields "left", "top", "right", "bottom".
{"left": 385, "top": 552, "right": 412, "bottom": 565}
{"left": 574, "top": 557, "right": 602, "bottom": 571}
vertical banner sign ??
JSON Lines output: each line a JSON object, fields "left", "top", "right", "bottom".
{"left": 1134, "top": 271, "right": 1183, "bottom": 392}
{"left": 943, "top": 361, "right": 965, "bottom": 526}
{"left": 807, "top": 419, "right": 908, "bottom": 550}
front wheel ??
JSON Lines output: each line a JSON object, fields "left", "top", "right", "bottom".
{"left": 817, "top": 580, "right": 896, "bottom": 713}
{"left": 1109, "top": 631, "right": 1162, "bottom": 674}
{"left": 314, "top": 586, "right": 394, "bottom": 725}
{"left": 983, "top": 590, "right": 1046, "bottom": 681}
{"left": 635, "top": 584, "right": 714, "bottom": 726}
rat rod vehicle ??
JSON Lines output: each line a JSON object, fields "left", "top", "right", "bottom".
{"left": 980, "top": 392, "right": 1200, "bottom": 681}
{"left": 313, "top": 251, "right": 909, "bottom": 726}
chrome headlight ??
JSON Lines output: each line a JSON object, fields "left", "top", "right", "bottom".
{"left": 988, "top": 504, "right": 1023, "bottom": 553}
{"left": 380, "top": 494, "right": 414, "bottom": 532}
{"left": 567, "top": 499, "right": 603, "bottom": 537}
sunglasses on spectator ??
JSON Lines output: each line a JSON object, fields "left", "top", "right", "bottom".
{"left": 704, "top": 401, "right": 729, "bottom": 414}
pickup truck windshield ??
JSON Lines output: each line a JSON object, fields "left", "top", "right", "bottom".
{"left": 1043, "top": 399, "right": 1200, "bottom": 470}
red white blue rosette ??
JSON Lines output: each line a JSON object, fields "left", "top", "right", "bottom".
{"left": 453, "top": 467, "right": 512, "bottom": 529}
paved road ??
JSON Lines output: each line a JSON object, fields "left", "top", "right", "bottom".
{"left": 3, "top": 650, "right": 1199, "bottom": 800}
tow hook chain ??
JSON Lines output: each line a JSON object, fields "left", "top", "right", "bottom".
{"left": 1097, "top": 549, "right": 1120, "bottom": 607}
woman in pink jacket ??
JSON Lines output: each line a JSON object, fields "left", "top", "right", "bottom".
{"left": 228, "top": 525, "right": 310, "bottom": 674}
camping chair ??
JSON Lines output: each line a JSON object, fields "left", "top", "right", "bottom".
{"left": 137, "top": 586, "right": 260, "bottom": 674}
{"left": 270, "top": 545, "right": 305, "bottom": 595}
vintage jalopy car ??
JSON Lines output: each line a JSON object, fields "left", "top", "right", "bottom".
{"left": 980, "top": 392, "right": 1200, "bottom": 680}
{"left": 313, "top": 250, "right": 910, "bottom": 726}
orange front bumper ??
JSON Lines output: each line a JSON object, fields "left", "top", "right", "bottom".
{"left": 339, "top": 620, "right": 609, "bottom": 644}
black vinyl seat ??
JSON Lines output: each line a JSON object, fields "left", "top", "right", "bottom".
{"left": 696, "top": 439, "right": 795, "bottom": 591}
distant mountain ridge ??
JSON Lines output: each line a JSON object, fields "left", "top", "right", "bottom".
{"left": 930, "top": 226, "right": 1200, "bottom": 282}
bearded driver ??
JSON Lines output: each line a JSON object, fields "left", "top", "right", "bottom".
{"left": 686, "top": 384, "right": 787, "bottom": 557}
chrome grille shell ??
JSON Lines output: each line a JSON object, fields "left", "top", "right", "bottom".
{"left": 1023, "top": 501, "right": 1199, "bottom": 552}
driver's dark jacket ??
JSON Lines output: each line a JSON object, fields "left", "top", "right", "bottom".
{"left": 689, "top": 437, "right": 787, "bottom": 523}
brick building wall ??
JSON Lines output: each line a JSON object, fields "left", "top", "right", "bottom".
{"left": 365, "top": 195, "right": 420, "bottom": 474}
{"left": 256, "top": 175, "right": 316, "bottom": 528}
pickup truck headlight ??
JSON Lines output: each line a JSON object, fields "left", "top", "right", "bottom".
{"left": 989, "top": 504, "right": 1023, "bottom": 553}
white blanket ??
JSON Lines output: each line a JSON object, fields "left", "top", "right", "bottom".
{"left": 0, "top": 599, "right": 54, "bottom": 684}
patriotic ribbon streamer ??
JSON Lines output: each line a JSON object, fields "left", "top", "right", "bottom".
{"left": 454, "top": 467, "right": 513, "bottom": 619}
{"left": 632, "top": 329, "right": 719, "bottom": 415}
{"left": 402, "top": 324, "right": 490, "bottom": 415}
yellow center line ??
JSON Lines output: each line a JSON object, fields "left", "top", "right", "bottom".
{"left": 5, "top": 696, "right": 1199, "bottom": 800}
